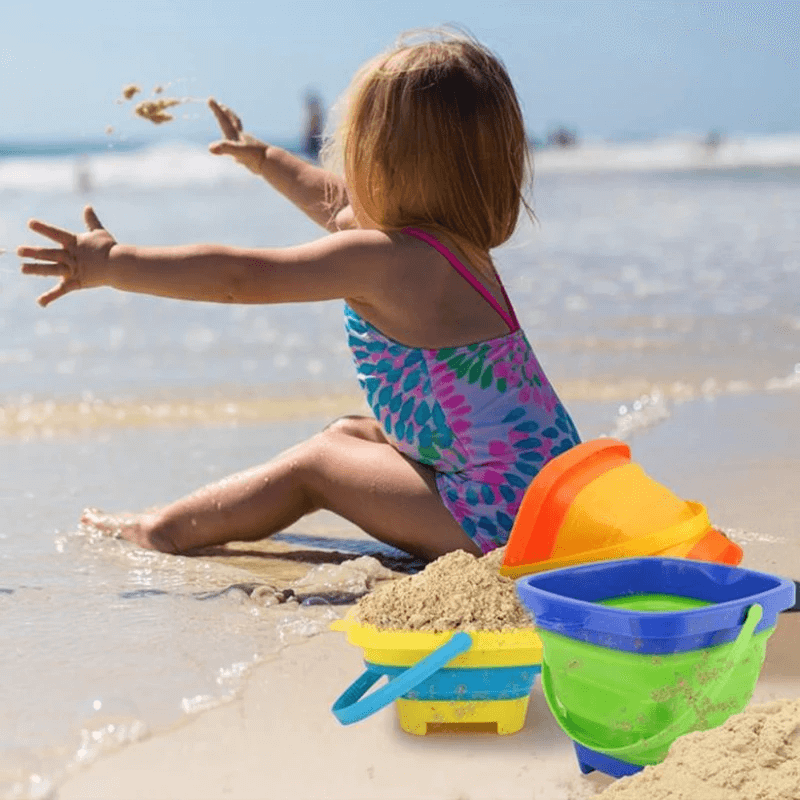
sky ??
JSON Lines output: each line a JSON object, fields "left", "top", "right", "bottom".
{"left": 2, "top": 0, "right": 798, "bottom": 145}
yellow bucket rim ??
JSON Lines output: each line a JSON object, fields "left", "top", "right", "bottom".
{"left": 330, "top": 611, "right": 542, "bottom": 667}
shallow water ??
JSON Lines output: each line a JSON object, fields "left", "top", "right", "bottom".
{"left": 1, "top": 140, "right": 799, "bottom": 798}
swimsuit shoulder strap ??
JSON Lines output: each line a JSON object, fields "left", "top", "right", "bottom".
{"left": 402, "top": 227, "right": 520, "bottom": 332}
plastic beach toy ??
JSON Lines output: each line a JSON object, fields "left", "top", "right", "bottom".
{"left": 516, "top": 557, "right": 796, "bottom": 774}
{"left": 500, "top": 439, "right": 743, "bottom": 579}
{"left": 330, "top": 614, "right": 542, "bottom": 735}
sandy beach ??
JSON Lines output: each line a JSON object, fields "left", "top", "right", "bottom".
{"left": 55, "top": 389, "right": 800, "bottom": 800}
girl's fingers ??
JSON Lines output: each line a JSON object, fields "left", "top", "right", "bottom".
{"left": 17, "top": 247, "right": 74, "bottom": 265}
{"left": 20, "top": 262, "right": 71, "bottom": 277}
{"left": 27, "top": 219, "right": 75, "bottom": 246}
{"left": 83, "top": 206, "right": 104, "bottom": 231}
{"left": 208, "top": 140, "right": 239, "bottom": 156}
{"left": 38, "top": 277, "right": 79, "bottom": 308}
{"left": 208, "top": 98, "right": 236, "bottom": 138}
{"left": 208, "top": 98, "right": 241, "bottom": 140}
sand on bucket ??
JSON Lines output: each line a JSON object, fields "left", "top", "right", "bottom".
{"left": 353, "top": 548, "right": 533, "bottom": 632}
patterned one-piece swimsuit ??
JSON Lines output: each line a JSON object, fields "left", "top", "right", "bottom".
{"left": 344, "top": 227, "right": 581, "bottom": 554}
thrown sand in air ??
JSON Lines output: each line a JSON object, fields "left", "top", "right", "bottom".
{"left": 121, "top": 84, "right": 141, "bottom": 100}
{"left": 134, "top": 98, "right": 184, "bottom": 124}
{"left": 118, "top": 83, "right": 197, "bottom": 125}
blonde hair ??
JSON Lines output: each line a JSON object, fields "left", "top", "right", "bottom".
{"left": 322, "top": 29, "right": 534, "bottom": 263}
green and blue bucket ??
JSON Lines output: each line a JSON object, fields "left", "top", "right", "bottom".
{"left": 516, "top": 557, "right": 795, "bottom": 776}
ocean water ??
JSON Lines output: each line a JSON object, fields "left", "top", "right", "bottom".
{"left": 1, "top": 135, "right": 799, "bottom": 799}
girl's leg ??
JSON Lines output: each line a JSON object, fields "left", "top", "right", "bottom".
{"left": 82, "top": 416, "right": 481, "bottom": 561}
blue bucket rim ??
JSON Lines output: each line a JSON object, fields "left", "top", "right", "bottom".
{"left": 516, "top": 557, "right": 795, "bottom": 654}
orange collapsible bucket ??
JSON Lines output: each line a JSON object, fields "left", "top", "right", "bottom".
{"left": 500, "top": 439, "right": 742, "bottom": 579}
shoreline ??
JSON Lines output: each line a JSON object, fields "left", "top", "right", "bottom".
{"left": 2, "top": 371, "right": 797, "bottom": 440}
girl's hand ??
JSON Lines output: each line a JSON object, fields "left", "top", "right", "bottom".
{"left": 18, "top": 206, "right": 116, "bottom": 307}
{"left": 207, "top": 98, "right": 268, "bottom": 176}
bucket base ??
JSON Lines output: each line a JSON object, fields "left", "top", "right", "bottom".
{"left": 573, "top": 742, "right": 643, "bottom": 778}
{"left": 396, "top": 697, "right": 530, "bottom": 735}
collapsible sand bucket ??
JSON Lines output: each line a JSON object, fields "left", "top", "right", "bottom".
{"left": 500, "top": 439, "right": 743, "bottom": 579}
{"left": 330, "top": 614, "right": 542, "bottom": 735}
{"left": 516, "top": 557, "right": 795, "bottom": 776}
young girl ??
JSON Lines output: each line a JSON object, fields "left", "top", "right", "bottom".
{"left": 18, "top": 30, "right": 580, "bottom": 562}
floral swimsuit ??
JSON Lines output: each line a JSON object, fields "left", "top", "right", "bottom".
{"left": 344, "top": 227, "right": 581, "bottom": 554}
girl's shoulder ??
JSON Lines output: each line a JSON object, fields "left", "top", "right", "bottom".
{"left": 317, "top": 227, "right": 429, "bottom": 284}
{"left": 318, "top": 226, "right": 409, "bottom": 263}
{"left": 281, "top": 227, "right": 406, "bottom": 282}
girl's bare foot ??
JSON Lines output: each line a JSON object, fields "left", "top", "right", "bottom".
{"left": 80, "top": 508, "right": 179, "bottom": 553}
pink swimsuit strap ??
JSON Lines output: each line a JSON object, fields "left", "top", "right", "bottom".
{"left": 402, "top": 227, "right": 520, "bottom": 333}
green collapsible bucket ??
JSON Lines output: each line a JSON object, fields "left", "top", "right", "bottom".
{"left": 516, "top": 558, "right": 795, "bottom": 772}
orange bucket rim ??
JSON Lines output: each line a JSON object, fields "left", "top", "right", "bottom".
{"left": 503, "top": 438, "right": 631, "bottom": 569}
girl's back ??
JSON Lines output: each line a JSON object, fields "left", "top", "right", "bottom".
{"left": 345, "top": 229, "right": 515, "bottom": 349}
{"left": 345, "top": 227, "right": 579, "bottom": 554}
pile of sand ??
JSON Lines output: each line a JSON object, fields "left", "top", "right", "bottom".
{"left": 353, "top": 547, "right": 533, "bottom": 632}
{"left": 595, "top": 698, "right": 800, "bottom": 800}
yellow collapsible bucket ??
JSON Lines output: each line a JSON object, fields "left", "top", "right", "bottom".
{"left": 331, "top": 614, "right": 542, "bottom": 735}
{"left": 501, "top": 439, "right": 743, "bottom": 579}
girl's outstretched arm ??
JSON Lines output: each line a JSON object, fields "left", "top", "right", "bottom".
{"left": 208, "top": 99, "right": 353, "bottom": 232}
{"left": 18, "top": 206, "right": 391, "bottom": 307}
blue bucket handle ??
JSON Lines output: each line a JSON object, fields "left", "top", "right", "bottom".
{"left": 331, "top": 630, "right": 473, "bottom": 725}
{"left": 541, "top": 603, "right": 763, "bottom": 762}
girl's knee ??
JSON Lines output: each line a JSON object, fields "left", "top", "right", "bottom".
{"left": 322, "top": 414, "right": 385, "bottom": 442}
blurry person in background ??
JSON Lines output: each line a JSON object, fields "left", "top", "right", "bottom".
{"left": 302, "top": 90, "right": 324, "bottom": 161}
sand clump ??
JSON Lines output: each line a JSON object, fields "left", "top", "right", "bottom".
{"left": 595, "top": 697, "right": 800, "bottom": 800}
{"left": 121, "top": 83, "right": 141, "bottom": 100}
{"left": 353, "top": 547, "right": 533, "bottom": 632}
{"left": 134, "top": 97, "right": 183, "bottom": 124}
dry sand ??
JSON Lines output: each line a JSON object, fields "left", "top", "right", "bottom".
{"left": 594, "top": 698, "right": 800, "bottom": 800}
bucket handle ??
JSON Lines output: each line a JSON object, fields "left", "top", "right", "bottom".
{"left": 541, "top": 603, "right": 763, "bottom": 761}
{"left": 331, "top": 631, "right": 473, "bottom": 725}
